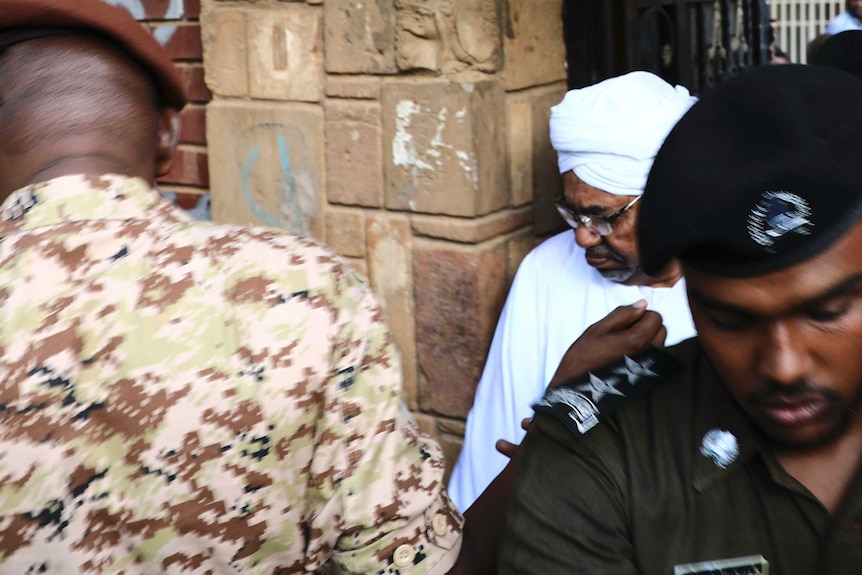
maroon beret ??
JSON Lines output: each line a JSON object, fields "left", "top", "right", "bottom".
{"left": 0, "top": 0, "right": 186, "bottom": 109}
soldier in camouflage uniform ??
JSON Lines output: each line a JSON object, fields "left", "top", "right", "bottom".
{"left": 0, "top": 1, "right": 469, "bottom": 572}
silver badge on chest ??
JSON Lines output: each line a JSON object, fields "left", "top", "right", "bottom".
{"left": 700, "top": 428, "right": 739, "bottom": 469}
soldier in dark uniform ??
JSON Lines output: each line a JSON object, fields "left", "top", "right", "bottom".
{"left": 499, "top": 64, "right": 862, "bottom": 574}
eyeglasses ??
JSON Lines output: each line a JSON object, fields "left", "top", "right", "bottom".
{"left": 554, "top": 194, "right": 642, "bottom": 237}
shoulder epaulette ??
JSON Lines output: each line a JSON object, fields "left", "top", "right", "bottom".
{"left": 533, "top": 347, "right": 680, "bottom": 437}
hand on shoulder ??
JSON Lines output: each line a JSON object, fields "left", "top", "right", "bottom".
{"left": 548, "top": 300, "right": 666, "bottom": 388}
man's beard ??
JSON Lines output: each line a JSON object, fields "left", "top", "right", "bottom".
{"left": 586, "top": 244, "right": 637, "bottom": 283}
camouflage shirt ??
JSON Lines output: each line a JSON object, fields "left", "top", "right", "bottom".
{"left": 0, "top": 174, "right": 462, "bottom": 574}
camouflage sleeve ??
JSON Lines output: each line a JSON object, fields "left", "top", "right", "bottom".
{"left": 303, "top": 265, "right": 463, "bottom": 575}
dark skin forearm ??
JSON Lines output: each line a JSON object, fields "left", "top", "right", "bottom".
{"left": 446, "top": 457, "right": 517, "bottom": 574}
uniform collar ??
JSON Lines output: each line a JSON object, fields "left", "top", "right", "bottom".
{"left": 690, "top": 349, "right": 762, "bottom": 493}
{"left": 0, "top": 173, "right": 190, "bottom": 233}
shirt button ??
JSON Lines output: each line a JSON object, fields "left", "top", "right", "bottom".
{"left": 393, "top": 544, "right": 415, "bottom": 567}
{"left": 432, "top": 513, "right": 449, "bottom": 537}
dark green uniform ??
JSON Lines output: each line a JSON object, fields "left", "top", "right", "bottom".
{"left": 499, "top": 338, "right": 862, "bottom": 574}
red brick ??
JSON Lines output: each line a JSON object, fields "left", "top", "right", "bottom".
{"left": 180, "top": 106, "right": 206, "bottom": 145}
{"left": 184, "top": 0, "right": 201, "bottom": 19}
{"left": 151, "top": 23, "right": 202, "bottom": 61}
{"left": 138, "top": 0, "right": 170, "bottom": 19}
{"left": 137, "top": 0, "right": 192, "bottom": 20}
{"left": 160, "top": 149, "right": 209, "bottom": 187}
{"left": 172, "top": 192, "right": 206, "bottom": 210}
{"left": 182, "top": 65, "right": 212, "bottom": 103}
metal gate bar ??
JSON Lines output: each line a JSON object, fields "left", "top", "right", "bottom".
{"left": 629, "top": 0, "right": 769, "bottom": 93}
{"left": 563, "top": 0, "right": 770, "bottom": 93}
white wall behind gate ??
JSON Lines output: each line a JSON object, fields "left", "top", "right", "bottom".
{"left": 769, "top": 0, "right": 844, "bottom": 63}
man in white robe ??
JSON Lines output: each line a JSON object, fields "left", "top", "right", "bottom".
{"left": 448, "top": 72, "right": 699, "bottom": 512}
{"left": 825, "top": 0, "right": 862, "bottom": 34}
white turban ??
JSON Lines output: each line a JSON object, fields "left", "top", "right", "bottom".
{"left": 550, "top": 71, "right": 697, "bottom": 196}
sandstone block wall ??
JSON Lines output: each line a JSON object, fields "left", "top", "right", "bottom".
{"left": 201, "top": 0, "right": 568, "bottom": 478}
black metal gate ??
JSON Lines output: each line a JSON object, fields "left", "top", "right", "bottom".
{"left": 564, "top": 0, "right": 771, "bottom": 94}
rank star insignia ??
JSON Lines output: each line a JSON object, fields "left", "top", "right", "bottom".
{"left": 577, "top": 372, "right": 625, "bottom": 403}
{"left": 611, "top": 356, "right": 659, "bottom": 385}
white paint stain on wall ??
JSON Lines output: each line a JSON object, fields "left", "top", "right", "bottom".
{"left": 103, "top": 0, "right": 183, "bottom": 44}
{"left": 427, "top": 108, "right": 450, "bottom": 161}
{"left": 393, "top": 100, "right": 434, "bottom": 172}
{"left": 456, "top": 149, "right": 478, "bottom": 187}
{"left": 453, "top": 107, "right": 477, "bottom": 185}
{"left": 393, "top": 100, "right": 477, "bottom": 185}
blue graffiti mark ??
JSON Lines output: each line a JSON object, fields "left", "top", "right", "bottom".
{"left": 236, "top": 123, "right": 317, "bottom": 235}
{"left": 240, "top": 147, "right": 280, "bottom": 228}
{"left": 277, "top": 133, "right": 305, "bottom": 230}
{"left": 277, "top": 133, "right": 298, "bottom": 200}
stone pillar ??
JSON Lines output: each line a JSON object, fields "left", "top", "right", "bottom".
{"left": 201, "top": 0, "right": 568, "bottom": 479}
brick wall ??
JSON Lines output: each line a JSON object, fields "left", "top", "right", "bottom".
{"left": 105, "top": 0, "right": 213, "bottom": 220}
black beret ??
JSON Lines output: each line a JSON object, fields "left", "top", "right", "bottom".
{"left": 810, "top": 30, "right": 862, "bottom": 80}
{"left": 0, "top": 0, "right": 186, "bottom": 109}
{"left": 639, "top": 64, "right": 862, "bottom": 277}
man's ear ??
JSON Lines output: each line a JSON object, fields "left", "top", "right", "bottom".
{"left": 154, "top": 108, "right": 182, "bottom": 178}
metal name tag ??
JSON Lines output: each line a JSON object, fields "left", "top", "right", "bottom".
{"left": 674, "top": 554, "right": 769, "bottom": 575}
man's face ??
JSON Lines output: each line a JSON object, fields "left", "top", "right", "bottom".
{"left": 685, "top": 221, "right": 862, "bottom": 450}
{"left": 562, "top": 171, "right": 643, "bottom": 284}
{"left": 849, "top": 0, "right": 862, "bottom": 20}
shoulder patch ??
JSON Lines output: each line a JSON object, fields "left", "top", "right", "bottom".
{"left": 533, "top": 348, "right": 680, "bottom": 437}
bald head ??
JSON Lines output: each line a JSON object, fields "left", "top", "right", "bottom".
{"left": 0, "top": 35, "right": 180, "bottom": 200}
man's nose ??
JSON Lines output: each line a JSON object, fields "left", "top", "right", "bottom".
{"left": 755, "top": 320, "right": 810, "bottom": 386}
{"left": 574, "top": 225, "right": 602, "bottom": 248}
